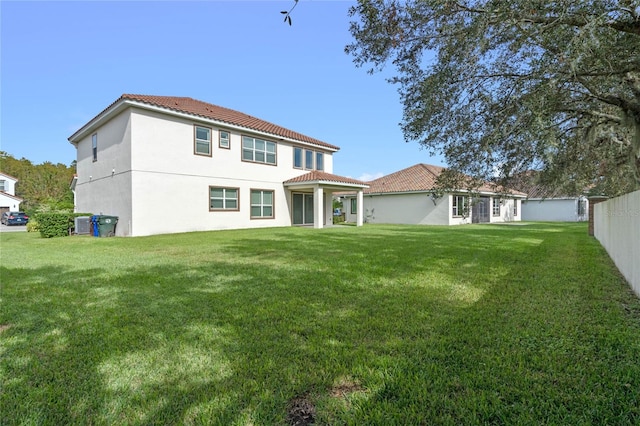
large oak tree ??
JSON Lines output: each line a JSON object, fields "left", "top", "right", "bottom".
{"left": 346, "top": 0, "right": 640, "bottom": 196}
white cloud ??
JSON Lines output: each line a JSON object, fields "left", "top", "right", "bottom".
{"left": 357, "top": 172, "right": 384, "bottom": 182}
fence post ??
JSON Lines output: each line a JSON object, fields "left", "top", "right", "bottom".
{"left": 588, "top": 196, "right": 608, "bottom": 236}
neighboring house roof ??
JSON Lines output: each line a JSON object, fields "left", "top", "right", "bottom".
{"left": 284, "top": 171, "right": 369, "bottom": 188}
{"left": 69, "top": 94, "right": 339, "bottom": 152}
{"left": 360, "top": 164, "right": 526, "bottom": 196}
{"left": 511, "top": 171, "right": 587, "bottom": 199}
{"left": 0, "top": 192, "right": 23, "bottom": 202}
{"left": 0, "top": 172, "right": 19, "bottom": 182}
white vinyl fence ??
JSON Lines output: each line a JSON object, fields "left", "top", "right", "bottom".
{"left": 594, "top": 190, "right": 640, "bottom": 297}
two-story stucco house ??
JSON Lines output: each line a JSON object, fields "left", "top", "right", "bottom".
{"left": 0, "top": 172, "right": 23, "bottom": 215}
{"left": 68, "top": 94, "right": 368, "bottom": 236}
{"left": 340, "top": 163, "right": 526, "bottom": 225}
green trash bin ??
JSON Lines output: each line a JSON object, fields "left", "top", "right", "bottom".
{"left": 96, "top": 215, "right": 118, "bottom": 237}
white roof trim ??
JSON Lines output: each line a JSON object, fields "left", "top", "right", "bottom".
{"left": 68, "top": 99, "right": 339, "bottom": 152}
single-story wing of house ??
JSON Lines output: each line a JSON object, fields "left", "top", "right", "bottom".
{"left": 339, "top": 163, "right": 526, "bottom": 225}
{"left": 513, "top": 171, "right": 589, "bottom": 222}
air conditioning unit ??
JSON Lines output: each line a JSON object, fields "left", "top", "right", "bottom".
{"left": 74, "top": 216, "right": 91, "bottom": 235}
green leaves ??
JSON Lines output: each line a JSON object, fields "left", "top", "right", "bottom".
{"left": 347, "top": 0, "right": 640, "bottom": 195}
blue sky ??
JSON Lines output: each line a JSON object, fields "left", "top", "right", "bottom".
{"left": 1, "top": 0, "right": 444, "bottom": 181}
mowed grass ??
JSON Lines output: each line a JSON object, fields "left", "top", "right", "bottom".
{"left": 1, "top": 223, "right": 639, "bottom": 425}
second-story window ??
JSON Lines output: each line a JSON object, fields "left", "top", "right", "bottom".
{"left": 305, "top": 149, "right": 314, "bottom": 169}
{"left": 92, "top": 133, "right": 98, "bottom": 162}
{"left": 242, "top": 136, "right": 276, "bottom": 165}
{"left": 195, "top": 126, "right": 212, "bottom": 156}
{"left": 315, "top": 152, "right": 324, "bottom": 171}
{"left": 293, "top": 147, "right": 325, "bottom": 171}
{"left": 293, "top": 147, "right": 303, "bottom": 168}
{"left": 219, "top": 130, "right": 230, "bottom": 149}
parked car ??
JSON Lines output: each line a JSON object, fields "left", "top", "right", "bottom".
{"left": 1, "top": 211, "right": 29, "bottom": 226}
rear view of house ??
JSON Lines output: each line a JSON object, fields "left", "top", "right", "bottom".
{"left": 68, "top": 94, "right": 367, "bottom": 236}
{"left": 340, "top": 164, "right": 525, "bottom": 225}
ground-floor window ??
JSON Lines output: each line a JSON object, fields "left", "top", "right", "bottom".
{"left": 577, "top": 198, "right": 587, "bottom": 216}
{"left": 350, "top": 198, "right": 357, "bottom": 214}
{"left": 452, "top": 195, "right": 469, "bottom": 217}
{"left": 492, "top": 198, "right": 501, "bottom": 216}
{"left": 251, "top": 189, "right": 274, "bottom": 218}
{"left": 513, "top": 199, "right": 518, "bottom": 216}
{"left": 209, "top": 187, "right": 239, "bottom": 211}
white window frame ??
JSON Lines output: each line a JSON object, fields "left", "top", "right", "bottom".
{"left": 250, "top": 189, "right": 274, "bottom": 219}
{"left": 452, "top": 195, "right": 469, "bottom": 217}
{"left": 219, "top": 130, "right": 230, "bottom": 149}
{"left": 242, "top": 136, "right": 277, "bottom": 165}
{"left": 195, "top": 126, "right": 212, "bottom": 156}
{"left": 492, "top": 198, "right": 500, "bottom": 216}
{"left": 209, "top": 186, "right": 239, "bottom": 211}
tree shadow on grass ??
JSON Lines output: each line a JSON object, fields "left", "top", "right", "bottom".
{"left": 2, "top": 223, "right": 638, "bottom": 424}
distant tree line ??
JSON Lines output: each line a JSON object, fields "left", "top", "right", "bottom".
{"left": 0, "top": 151, "right": 75, "bottom": 213}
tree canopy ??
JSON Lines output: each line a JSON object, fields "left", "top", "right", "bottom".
{"left": 0, "top": 151, "right": 75, "bottom": 212}
{"left": 346, "top": 0, "right": 640, "bottom": 196}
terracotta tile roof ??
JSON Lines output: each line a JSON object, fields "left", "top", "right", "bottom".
{"left": 284, "top": 171, "right": 368, "bottom": 186}
{"left": 118, "top": 94, "right": 339, "bottom": 151}
{"left": 510, "top": 171, "right": 585, "bottom": 199}
{"left": 365, "top": 163, "right": 443, "bottom": 193}
{"left": 363, "top": 163, "right": 525, "bottom": 196}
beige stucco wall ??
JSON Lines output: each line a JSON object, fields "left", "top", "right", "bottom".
{"left": 489, "top": 198, "right": 521, "bottom": 223}
{"left": 73, "top": 106, "right": 336, "bottom": 236}
{"left": 522, "top": 198, "right": 587, "bottom": 222}
{"left": 74, "top": 110, "right": 133, "bottom": 234}
{"left": 344, "top": 192, "right": 451, "bottom": 225}
{"left": 343, "top": 193, "right": 520, "bottom": 226}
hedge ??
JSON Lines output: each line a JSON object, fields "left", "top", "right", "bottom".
{"left": 36, "top": 212, "right": 93, "bottom": 238}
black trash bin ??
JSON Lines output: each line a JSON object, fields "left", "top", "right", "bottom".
{"left": 95, "top": 215, "right": 118, "bottom": 237}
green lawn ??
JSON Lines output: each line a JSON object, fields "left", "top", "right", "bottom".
{"left": 1, "top": 223, "right": 639, "bottom": 425}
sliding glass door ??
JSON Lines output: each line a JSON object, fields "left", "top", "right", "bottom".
{"left": 292, "top": 193, "right": 315, "bottom": 225}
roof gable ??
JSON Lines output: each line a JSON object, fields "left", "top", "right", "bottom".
{"left": 284, "top": 171, "right": 368, "bottom": 187}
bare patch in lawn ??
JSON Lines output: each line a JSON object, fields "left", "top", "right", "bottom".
{"left": 287, "top": 394, "right": 316, "bottom": 426}
{"left": 0, "top": 324, "right": 11, "bottom": 333}
{"left": 330, "top": 376, "right": 365, "bottom": 399}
